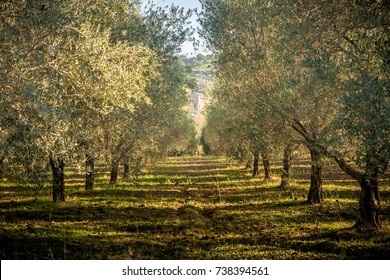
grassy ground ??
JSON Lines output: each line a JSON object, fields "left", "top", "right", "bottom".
{"left": 0, "top": 156, "right": 389, "bottom": 259}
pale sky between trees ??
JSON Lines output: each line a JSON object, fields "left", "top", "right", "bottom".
{"left": 147, "top": 0, "right": 204, "bottom": 55}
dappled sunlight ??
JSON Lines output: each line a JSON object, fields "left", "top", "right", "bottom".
{"left": 1, "top": 156, "right": 389, "bottom": 259}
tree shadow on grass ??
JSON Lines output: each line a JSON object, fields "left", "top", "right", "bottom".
{"left": 0, "top": 203, "right": 181, "bottom": 223}
{"left": 72, "top": 188, "right": 183, "bottom": 200}
{"left": 1, "top": 156, "right": 389, "bottom": 259}
{"left": 285, "top": 228, "right": 390, "bottom": 259}
{"left": 0, "top": 204, "right": 187, "bottom": 259}
{"left": 0, "top": 228, "right": 164, "bottom": 259}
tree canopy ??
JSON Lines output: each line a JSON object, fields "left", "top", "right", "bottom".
{"left": 199, "top": 0, "right": 389, "bottom": 228}
{"left": 1, "top": 0, "right": 197, "bottom": 199}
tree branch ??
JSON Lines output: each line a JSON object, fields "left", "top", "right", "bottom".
{"left": 290, "top": 118, "right": 364, "bottom": 183}
{"left": 291, "top": 119, "right": 314, "bottom": 144}
{"left": 334, "top": 156, "right": 363, "bottom": 183}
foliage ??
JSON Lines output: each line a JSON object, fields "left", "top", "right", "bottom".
{"left": 0, "top": 0, "right": 197, "bottom": 193}
{"left": 180, "top": 53, "right": 214, "bottom": 93}
{"left": 199, "top": 0, "right": 389, "bottom": 225}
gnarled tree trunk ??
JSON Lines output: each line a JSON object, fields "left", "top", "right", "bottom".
{"left": 334, "top": 152, "right": 383, "bottom": 228}
{"left": 279, "top": 144, "right": 293, "bottom": 188}
{"left": 262, "top": 152, "right": 272, "bottom": 180}
{"left": 134, "top": 156, "right": 143, "bottom": 177}
{"left": 252, "top": 151, "right": 260, "bottom": 177}
{"left": 358, "top": 174, "right": 380, "bottom": 227}
{"left": 85, "top": 154, "right": 94, "bottom": 190}
{"left": 307, "top": 148, "right": 322, "bottom": 204}
{"left": 110, "top": 160, "right": 119, "bottom": 184}
{"left": 49, "top": 157, "right": 65, "bottom": 203}
{"left": 291, "top": 118, "right": 384, "bottom": 227}
{"left": 244, "top": 159, "right": 252, "bottom": 170}
{"left": 0, "top": 154, "right": 5, "bottom": 178}
{"left": 123, "top": 158, "right": 130, "bottom": 181}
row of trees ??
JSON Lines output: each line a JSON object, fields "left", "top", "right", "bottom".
{"left": 0, "top": 1, "right": 197, "bottom": 201}
{"left": 199, "top": 0, "right": 389, "bottom": 228}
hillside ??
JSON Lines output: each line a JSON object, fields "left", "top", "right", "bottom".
{"left": 180, "top": 54, "right": 214, "bottom": 94}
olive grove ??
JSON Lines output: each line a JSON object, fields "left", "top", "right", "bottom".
{"left": 199, "top": 0, "right": 389, "bottom": 228}
{"left": 0, "top": 0, "right": 196, "bottom": 201}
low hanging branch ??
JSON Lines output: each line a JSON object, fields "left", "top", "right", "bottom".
{"left": 289, "top": 116, "right": 386, "bottom": 227}
{"left": 290, "top": 118, "right": 364, "bottom": 180}
{"left": 333, "top": 157, "right": 363, "bottom": 183}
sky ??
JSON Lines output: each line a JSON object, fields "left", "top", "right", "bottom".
{"left": 145, "top": 0, "right": 205, "bottom": 56}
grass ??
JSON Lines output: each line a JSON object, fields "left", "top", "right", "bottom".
{"left": 0, "top": 156, "right": 389, "bottom": 259}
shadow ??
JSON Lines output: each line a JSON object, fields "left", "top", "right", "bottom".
{"left": 285, "top": 229, "right": 390, "bottom": 259}
{"left": 0, "top": 203, "right": 181, "bottom": 224}
{"left": 0, "top": 199, "right": 49, "bottom": 210}
{"left": 1, "top": 156, "right": 389, "bottom": 260}
{"left": 72, "top": 189, "right": 183, "bottom": 200}
{"left": 0, "top": 227, "right": 139, "bottom": 260}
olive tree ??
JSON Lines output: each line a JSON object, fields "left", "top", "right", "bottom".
{"left": 287, "top": 0, "right": 389, "bottom": 227}
{"left": 0, "top": 0, "right": 158, "bottom": 200}
{"left": 200, "top": 0, "right": 389, "bottom": 227}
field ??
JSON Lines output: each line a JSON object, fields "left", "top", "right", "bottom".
{"left": 0, "top": 156, "right": 389, "bottom": 259}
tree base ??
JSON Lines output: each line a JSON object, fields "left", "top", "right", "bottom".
{"left": 352, "top": 219, "right": 380, "bottom": 233}
{"left": 278, "top": 181, "right": 290, "bottom": 189}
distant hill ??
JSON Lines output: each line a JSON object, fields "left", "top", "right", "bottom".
{"left": 179, "top": 54, "right": 214, "bottom": 94}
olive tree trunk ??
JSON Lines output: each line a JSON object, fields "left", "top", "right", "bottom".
{"left": 252, "top": 151, "right": 260, "bottom": 177}
{"left": 110, "top": 160, "right": 119, "bottom": 184}
{"left": 279, "top": 144, "right": 293, "bottom": 188}
{"left": 291, "top": 118, "right": 383, "bottom": 227}
{"left": 49, "top": 157, "right": 65, "bottom": 203}
{"left": 335, "top": 154, "right": 382, "bottom": 228}
{"left": 0, "top": 154, "right": 5, "bottom": 178}
{"left": 358, "top": 174, "right": 380, "bottom": 227}
{"left": 85, "top": 154, "right": 94, "bottom": 190}
{"left": 123, "top": 158, "right": 130, "bottom": 181}
{"left": 307, "top": 148, "right": 322, "bottom": 204}
{"left": 261, "top": 152, "right": 272, "bottom": 180}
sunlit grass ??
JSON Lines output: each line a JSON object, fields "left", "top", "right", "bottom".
{"left": 0, "top": 156, "right": 389, "bottom": 259}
